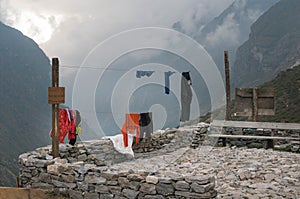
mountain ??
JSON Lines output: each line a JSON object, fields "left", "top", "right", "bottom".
{"left": 258, "top": 64, "right": 300, "bottom": 123}
{"left": 173, "top": 0, "right": 279, "bottom": 77}
{"left": 232, "top": 0, "right": 300, "bottom": 88}
{"left": 0, "top": 21, "right": 51, "bottom": 186}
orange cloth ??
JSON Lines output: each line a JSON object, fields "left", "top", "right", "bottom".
{"left": 121, "top": 113, "right": 140, "bottom": 147}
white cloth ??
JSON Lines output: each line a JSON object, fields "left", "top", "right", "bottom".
{"left": 105, "top": 134, "right": 134, "bottom": 157}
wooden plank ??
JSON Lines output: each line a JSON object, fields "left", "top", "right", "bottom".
{"left": 48, "top": 87, "right": 65, "bottom": 104}
{"left": 234, "top": 88, "right": 275, "bottom": 117}
{"left": 207, "top": 134, "right": 300, "bottom": 140}
{"left": 211, "top": 120, "right": 300, "bottom": 130}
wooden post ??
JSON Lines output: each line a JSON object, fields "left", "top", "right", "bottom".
{"left": 252, "top": 87, "right": 258, "bottom": 122}
{"left": 52, "top": 58, "right": 59, "bottom": 158}
{"left": 224, "top": 51, "right": 231, "bottom": 121}
{"left": 15, "top": 176, "right": 19, "bottom": 187}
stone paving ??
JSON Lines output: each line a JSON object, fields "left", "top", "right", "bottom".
{"left": 111, "top": 145, "right": 300, "bottom": 198}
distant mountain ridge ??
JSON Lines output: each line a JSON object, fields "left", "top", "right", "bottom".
{"left": 173, "top": 0, "right": 279, "bottom": 76}
{"left": 259, "top": 64, "right": 300, "bottom": 123}
{"left": 0, "top": 21, "right": 51, "bottom": 186}
{"left": 232, "top": 0, "right": 300, "bottom": 88}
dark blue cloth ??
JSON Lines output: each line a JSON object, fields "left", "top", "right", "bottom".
{"left": 136, "top": 70, "right": 154, "bottom": 78}
{"left": 164, "top": 71, "right": 175, "bottom": 94}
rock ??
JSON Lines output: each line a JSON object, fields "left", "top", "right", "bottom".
{"left": 95, "top": 185, "right": 109, "bottom": 193}
{"left": 77, "top": 182, "right": 89, "bottom": 191}
{"left": 140, "top": 183, "right": 156, "bottom": 194}
{"left": 101, "top": 171, "right": 118, "bottom": 181}
{"left": 31, "top": 182, "right": 54, "bottom": 189}
{"left": 190, "top": 183, "right": 205, "bottom": 193}
{"left": 127, "top": 181, "right": 140, "bottom": 191}
{"left": 99, "top": 194, "right": 114, "bottom": 199}
{"left": 146, "top": 176, "right": 159, "bottom": 184}
{"left": 158, "top": 177, "right": 172, "bottom": 184}
{"left": 68, "top": 189, "right": 84, "bottom": 199}
{"left": 127, "top": 173, "right": 145, "bottom": 182}
{"left": 55, "top": 158, "right": 68, "bottom": 164}
{"left": 52, "top": 180, "right": 76, "bottom": 189}
{"left": 106, "top": 181, "right": 118, "bottom": 186}
{"left": 47, "top": 164, "right": 60, "bottom": 175}
{"left": 185, "top": 175, "right": 211, "bottom": 185}
{"left": 156, "top": 182, "right": 174, "bottom": 196}
{"left": 118, "top": 177, "right": 129, "bottom": 188}
{"left": 108, "top": 186, "right": 122, "bottom": 195}
{"left": 143, "top": 195, "right": 165, "bottom": 199}
{"left": 174, "top": 181, "right": 190, "bottom": 191}
{"left": 175, "top": 191, "right": 213, "bottom": 198}
{"left": 61, "top": 174, "right": 75, "bottom": 183}
{"left": 264, "top": 173, "right": 276, "bottom": 182}
{"left": 83, "top": 192, "right": 99, "bottom": 199}
{"left": 122, "top": 189, "right": 139, "bottom": 199}
{"left": 85, "top": 174, "right": 106, "bottom": 184}
{"left": 78, "top": 154, "right": 88, "bottom": 161}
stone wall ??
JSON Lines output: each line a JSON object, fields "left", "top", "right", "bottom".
{"left": 206, "top": 126, "right": 300, "bottom": 152}
{"left": 133, "top": 128, "right": 194, "bottom": 153}
{"left": 19, "top": 129, "right": 216, "bottom": 199}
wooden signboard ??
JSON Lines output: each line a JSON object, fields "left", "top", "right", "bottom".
{"left": 48, "top": 87, "right": 65, "bottom": 104}
{"left": 234, "top": 88, "right": 275, "bottom": 118}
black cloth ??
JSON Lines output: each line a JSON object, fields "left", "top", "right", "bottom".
{"left": 182, "top": 72, "right": 192, "bottom": 83}
{"left": 180, "top": 72, "right": 192, "bottom": 122}
{"left": 69, "top": 137, "right": 76, "bottom": 146}
{"left": 139, "top": 112, "right": 153, "bottom": 138}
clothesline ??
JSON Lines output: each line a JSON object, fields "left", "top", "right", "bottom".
{"left": 72, "top": 108, "right": 180, "bottom": 115}
{"left": 60, "top": 64, "right": 190, "bottom": 74}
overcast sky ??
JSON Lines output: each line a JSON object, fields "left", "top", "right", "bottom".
{"left": 0, "top": 0, "right": 234, "bottom": 65}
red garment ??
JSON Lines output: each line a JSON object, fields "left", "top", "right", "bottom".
{"left": 121, "top": 113, "right": 140, "bottom": 147}
{"left": 50, "top": 108, "right": 71, "bottom": 143}
{"left": 58, "top": 109, "right": 70, "bottom": 143}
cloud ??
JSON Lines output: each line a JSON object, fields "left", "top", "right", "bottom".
{"left": 0, "top": 0, "right": 234, "bottom": 66}
{"left": 205, "top": 13, "right": 241, "bottom": 47}
{"left": 173, "top": 0, "right": 234, "bottom": 35}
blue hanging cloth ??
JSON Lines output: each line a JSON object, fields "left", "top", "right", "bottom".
{"left": 136, "top": 70, "right": 154, "bottom": 78}
{"left": 164, "top": 71, "right": 175, "bottom": 94}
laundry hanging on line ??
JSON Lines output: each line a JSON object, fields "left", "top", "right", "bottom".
{"left": 50, "top": 108, "right": 82, "bottom": 145}
{"left": 139, "top": 112, "right": 153, "bottom": 139}
{"left": 136, "top": 70, "right": 154, "bottom": 78}
{"left": 121, "top": 113, "right": 140, "bottom": 147}
{"left": 121, "top": 112, "right": 153, "bottom": 147}
{"left": 180, "top": 72, "right": 192, "bottom": 122}
{"left": 164, "top": 71, "right": 176, "bottom": 94}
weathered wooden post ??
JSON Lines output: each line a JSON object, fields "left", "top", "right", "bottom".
{"left": 252, "top": 87, "right": 258, "bottom": 122}
{"left": 51, "top": 58, "right": 59, "bottom": 158}
{"left": 224, "top": 51, "right": 231, "bottom": 121}
{"left": 223, "top": 51, "right": 231, "bottom": 147}
{"left": 48, "top": 58, "right": 65, "bottom": 158}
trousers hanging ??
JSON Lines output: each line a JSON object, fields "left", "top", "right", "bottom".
{"left": 121, "top": 113, "right": 140, "bottom": 147}
{"left": 139, "top": 112, "right": 153, "bottom": 139}
{"left": 181, "top": 72, "right": 192, "bottom": 121}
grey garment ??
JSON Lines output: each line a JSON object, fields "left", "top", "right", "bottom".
{"left": 139, "top": 112, "right": 153, "bottom": 139}
{"left": 75, "top": 110, "right": 81, "bottom": 126}
{"left": 180, "top": 74, "right": 192, "bottom": 122}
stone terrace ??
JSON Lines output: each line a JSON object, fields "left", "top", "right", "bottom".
{"left": 18, "top": 125, "right": 300, "bottom": 198}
